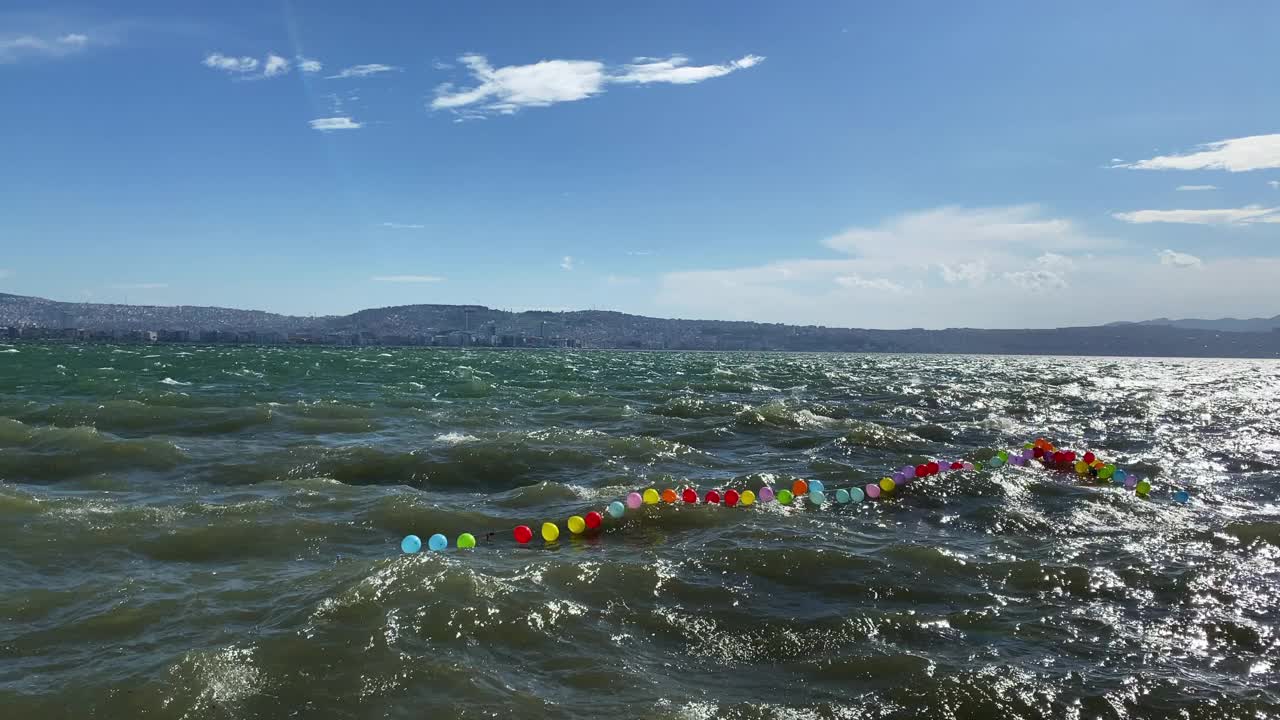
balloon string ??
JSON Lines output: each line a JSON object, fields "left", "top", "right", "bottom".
{"left": 399, "top": 438, "right": 1186, "bottom": 553}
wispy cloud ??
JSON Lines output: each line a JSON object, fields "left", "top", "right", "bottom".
{"left": 327, "top": 63, "right": 398, "bottom": 79}
{"left": 1269, "top": 180, "right": 1280, "bottom": 189}
{"left": 110, "top": 282, "right": 168, "bottom": 290}
{"left": 0, "top": 268, "right": 13, "bottom": 279}
{"left": 297, "top": 56, "right": 322, "bottom": 73}
{"left": 835, "top": 274, "right": 905, "bottom": 293}
{"left": 625, "top": 250, "right": 652, "bottom": 256}
{"left": 1175, "top": 185, "right": 1217, "bottom": 191}
{"left": 1003, "top": 269, "right": 1068, "bottom": 291}
{"left": 1112, "top": 206, "right": 1280, "bottom": 225}
{"left": 431, "top": 52, "right": 763, "bottom": 117}
{"left": 1158, "top": 249, "right": 1202, "bottom": 268}
{"left": 380, "top": 222, "right": 424, "bottom": 229}
{"left": 263, "top": 53, "right": 289, "bottom": 77}
{"left": 372, "top": 275, "right": 443, "bottom": 283}
{"left": 0, "top": 32, "right": 90, "bottom": 63}
{"left": 560, "top": 256, "right": 575, "bottom": 271}
{"left": 1116, "top": 134, "right": 1280, "bottom": 172}
{"left": 203, "top": 52, "right": 260, "bottom": 74}
{"left": 309, "top": 117, "right": 362, "bottom": 131}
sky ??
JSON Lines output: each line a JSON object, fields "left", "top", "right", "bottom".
{"left": 3, "top": 0, "right": 1280, "bottom": 329}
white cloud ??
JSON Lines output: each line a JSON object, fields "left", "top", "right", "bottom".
{"left": 110, "top": 282, "right": 168, "bottom": 290}
{"left": 380, "top": 222, "right": 424, "bottom": 229}
{"left": 1158, "top": 249, "right": 1202, "bottom": 268}
{"left": 1175, "top": 185, "right": 1217, "bottom": 191}
{"left": 1112, "top": 206, "right": 1280, "bottom": 225}
{"left": 203, "top": 52, "right": 259, "bottom": 74}
{"left": 1036, "top": 252, "right": 1075, "bottom": 270}
{"left": 1003, "top": 269, "right": 1068, "bottom": 291}
{"left": 939, "top": 260, "right": 988, "bottom": 286}
{"left": 327, "top": 63, "right": 398, "bottom": 79}
{"left": 1269, "top": 180, "right": 1280, "bottom": 189}
{"left": 0, "top": 269, "right": 13, "bottom": 279}
{"left": 1, "top": 32, "right": 91, "bottom": 63}
{"left": 560, "top": 256, "right": 575, "bottom": 271}
{"left": 835, "top": 274, "right": 905, "bottom": 293}
{"left": 431, "top": 52, "right": 762, "bottom": 117}
{"left": 611, "top": 54, "right": 764, "bottom": 85}
{"left": 626, "top": 250, "right": 652, "bottom": 256}
{"left": 263, "top": 53, "right": 289, "bottom": 77}
{"left": 1118, "top": 134, "right": 1280, "bottom": 172}
{"left": 372, "top": 275, "right": 443, "bottom": 283}
{"left": 309, "top": 117, "right": 362, "bottom": 131}
{"left": 297, "top": 57, "right": 322, "bottom": 73}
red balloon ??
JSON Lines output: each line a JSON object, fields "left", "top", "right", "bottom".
{"left": 584, "top": 511, "right": 602, "bottom": 529}
{"left": 915, "top": 464, "right": 929, "bottom": 477}
{"left": 927, "top": 462, "right": 940, "bottom": 475}
{"left": 950, "top": 462, "right": 964, "bottom": 470}
{"left": 724, "top": 489, "right": 740, "bottom": 507}
{"left": 705, "top": 490, "right": 721, "bottom": 504}
{"left": 1064, "top": 451, "right": 1076, "bottom": 462}
{"left": 514, "top": 525, "right": 533, "bottom": 543}
{"left": 1033, "top": 447, "right": 1045, "bottom": 458}
{"left": 682, "top": 488, "right": 698, "bottom": 504}
{"left": 1083, "top": 452, "right": 1096, "bottom": 464}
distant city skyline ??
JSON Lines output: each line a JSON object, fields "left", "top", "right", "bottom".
{"left": 4, "top": 1, "right": 1280, "bottom": 329}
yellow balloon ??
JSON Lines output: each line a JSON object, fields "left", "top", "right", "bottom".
{"left": 541, "top": 522, "right": 560, "bottom": 542}
{"left": 740, "top": 490, "right": 756, "bottom": 506}
{"left": 1074, "top": 461, "right": 1088, "bottom": 475}
{"left": 643, "top": 488, "right": 660, "bottom": 505}
{"left": 879, "top": 478, "right": 896, "bottom": 492}
{"left": 567, "top": 515, "right": 586, "bottom": 534}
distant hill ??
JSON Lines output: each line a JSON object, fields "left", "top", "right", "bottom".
{"left": 3, "top": 292, "right": 1280, "bottom": 358}
{"left": 1109, "top": 314, "right": 1280, "bottom": 333}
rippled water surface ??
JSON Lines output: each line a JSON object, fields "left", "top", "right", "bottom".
{"left": 2, "top": 345, "right": 1278, "bottom": 719}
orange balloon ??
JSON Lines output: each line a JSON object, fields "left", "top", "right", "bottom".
{"left": 791, "top": 479, "right": 809, "bottom": 495}
{"left": 661, "top": 488, "right": 677, "bottom": 503}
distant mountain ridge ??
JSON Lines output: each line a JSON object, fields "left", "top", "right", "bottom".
{"left": 1108, "top": 315, "right": 1280, "bottom": 333}
{"left": 2, "top": 292, "right": 1279, "bottom": 358}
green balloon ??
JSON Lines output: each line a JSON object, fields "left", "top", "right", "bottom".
{"left": 1099, "top": 464, "right": 1115, "bottom": 480}
{"left": 777, "top": 489, "right": 794, "bottom": 505}
{"left": 974, "top": 463, "right": 983, "bottom": 472}
{"left": 457, "top": 533, "right": 476, "bottom": 549}
{"left": 997, "top": 450, "right": 1009, "bottom": 462}
{"left": 1135, "top": 480, "right": 1151, "bottom": 496}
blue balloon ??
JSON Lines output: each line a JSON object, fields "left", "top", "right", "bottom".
{"left": 849, "top": 487, "right": 865, "bottom": 503}
{"left": 607, "top": 500, "right": 625, "bottom": 518}
{"left": 400, "top": 535, "right": 422, "bottom": 554}
{"left": 836, "top": 488, "right": 851, "bottom": 504}
{"left": 1114, "top": 469, "right": 1128, "bottom": 483}
{"left": 808, "top": 479, "right": 825, "bottom": 494}
{"left": 809, "top": 489, "right": 825, "bottom": 505}
{"left": 1174, "top": 490, "right": 1189, "bottom": 504}
{"left": 427, "top": 533, "right": 448, "bottom": 551}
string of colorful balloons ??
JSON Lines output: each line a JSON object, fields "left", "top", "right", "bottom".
{"left": 398, "top": 437, "right": 1189, "bottom": 553}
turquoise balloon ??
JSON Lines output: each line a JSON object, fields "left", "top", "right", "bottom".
{"left": 400, "top": 535, "right": 422, "bottom": 554}
{"left": 1174, "top": 490, "right": 1189, "bottom": 504}
{"left": 607, "top": 500, "right": 625, "bottom": 518}
{"left": 1114, "top": 469, "right": 1128, "bottom": 483}
{"left": 988, "top": 457, "right": 1004, "bottom": 468}
{"left": 835, "top": 488, "right": 850, "bottom": 504}
{"left": 427, "top": 533, "right": 448, "bottom": 551}
{"left": 849, "top": 487, "right": 865, "bottom": 503}
{"left": 808, "top": 480, "right": 825, "bottom": 494}
{"left": 809, "top": 489, "right": 825, "bottom": 505}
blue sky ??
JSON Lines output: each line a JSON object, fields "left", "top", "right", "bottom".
{"left": 3, "top": 0, "right": 1280, "bottom": 328}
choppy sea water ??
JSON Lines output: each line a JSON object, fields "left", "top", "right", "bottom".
{"left": 1, "top": 344, "right": 1277, "bottom": 719}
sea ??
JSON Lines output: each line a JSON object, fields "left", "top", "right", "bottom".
{"left": 1, "top": 344, "right": 1277, "bottom": 719}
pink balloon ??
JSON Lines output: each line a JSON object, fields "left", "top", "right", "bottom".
{"left": 962, "top": 462, "right": 974, "bottom": 470}
{"left": 759, "top": 486, "right": 775, "bottom": 503}
{"left": 865, "top": 483, "right": 881, "bottom": 499}
{"left": 626, "top": 492, "right": 643, "bottom": 509}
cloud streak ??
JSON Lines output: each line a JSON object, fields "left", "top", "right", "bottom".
{"left": 1117, "top": 134, "right": 1280, "bottom": 172}
{"left": 1, "top": 32, "right": 91, "bottom": 63}
{"left": 1112, "top": 206, "right": 1280, "bottom": 225}
{"left": 309, "top": 117, "right": 362, "bottom": 131}
{"left": 1175, "top": 185, "right": 1217, "bottom": 191}
{"left": 431, "top": 52, "right": 763, "bottom": 117}
{"left": 1158, "top": 249, "right": 1202, "bottom": 268}
{"left": 327, "top": 63, "right": 398, "bottom": 79}
{"left": 380, "top": 222, "right": 424, "bottom": 229}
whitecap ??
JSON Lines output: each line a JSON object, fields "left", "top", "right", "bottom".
{"left": 160, "top": 377, "right": 191, "bottom": 386}
{"left": 435, "top": 432, "right": 479, "bottom": 445}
